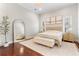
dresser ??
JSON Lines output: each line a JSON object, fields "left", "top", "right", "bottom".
{"left": 63, "top": 32, "right": 75, "bottom": 42}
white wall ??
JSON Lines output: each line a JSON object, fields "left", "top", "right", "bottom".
{"left": 0, "top": 3, "right": 39, "bottom": 43}
{"left": 40, "top": 4, "right": 78, "bottom": 39}
{"left": 78, "top": 4, "right": 79, "bottom": 42}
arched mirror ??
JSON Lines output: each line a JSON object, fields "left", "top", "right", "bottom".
{"left": 12, "top": 20, "right": 25, "bottom": 42}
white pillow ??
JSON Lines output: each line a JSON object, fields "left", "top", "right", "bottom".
{"left": 16, "top": 35, "right": 25, "bottom": 40}
{"left": 25, "top": 35, "right": 33, "bottom": 39}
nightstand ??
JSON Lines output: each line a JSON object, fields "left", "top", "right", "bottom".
{"left": 63, "top": 32, "right": 75, "bottom": 42}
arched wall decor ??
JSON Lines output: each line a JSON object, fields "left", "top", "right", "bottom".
{"left": 12, "top": 19, "right": 25, "bottom": 43}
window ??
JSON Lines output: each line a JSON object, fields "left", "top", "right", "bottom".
{"left": 45, "top": 16, "right": 62, "bottom": 24}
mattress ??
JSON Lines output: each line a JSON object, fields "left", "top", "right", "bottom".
{"left": 38, "top": 30, "right": 62, "bottom": 39}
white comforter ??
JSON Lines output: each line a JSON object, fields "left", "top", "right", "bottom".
{"left": 37, "top": 30, "right": 63, "bottom": 46}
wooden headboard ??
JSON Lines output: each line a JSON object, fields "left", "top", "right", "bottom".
{"left": 43, "top": 16, "right": 63, "bottom": 31}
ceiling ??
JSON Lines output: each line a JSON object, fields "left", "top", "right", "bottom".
{"left": 18, "top": 3, "right": 75, "bottom": 14}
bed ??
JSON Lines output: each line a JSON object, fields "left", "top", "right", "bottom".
{"left": 38, "top": 30, "right": 62, "bottom": 45}
{"left": 33, "top": 30, "right": 63, "bottom": 47}
{"left": 33, "top": 16, "right": 63, "bottom": 47}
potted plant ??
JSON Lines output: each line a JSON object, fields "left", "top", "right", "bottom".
{"left": 0, "top": 16, "right": 10, "bottom": 47}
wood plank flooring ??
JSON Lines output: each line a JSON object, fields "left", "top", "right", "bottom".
{"left": 0, "top": 41, "right": 79, "bottom": 56}
{"left": 0, "top": 43, "right": 42, "bottom": 56}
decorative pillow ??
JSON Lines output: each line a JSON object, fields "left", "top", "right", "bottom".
{"left": 25, "top": 35, "right": 33, "bottom": 40}
{"left": 16, "top": 35, "right": 25, "bottom": 40}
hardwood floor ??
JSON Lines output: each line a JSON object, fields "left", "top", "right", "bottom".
{"left": 0, "top": 41, "right": 79, "bottom": 56}
{"left": 0, "top": 43, "right": 43, "bottom": 56}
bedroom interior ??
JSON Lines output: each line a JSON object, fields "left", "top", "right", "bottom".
{"left": 0, "top": 3, "right": 79, "bottom": 56}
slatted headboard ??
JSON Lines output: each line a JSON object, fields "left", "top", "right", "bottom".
{"left": 43, "top": 16, "right": 63, "bottom": 31}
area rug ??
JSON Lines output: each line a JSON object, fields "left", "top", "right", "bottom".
{"left": 19, "top": 39, "right": 79, "bottom": 56}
